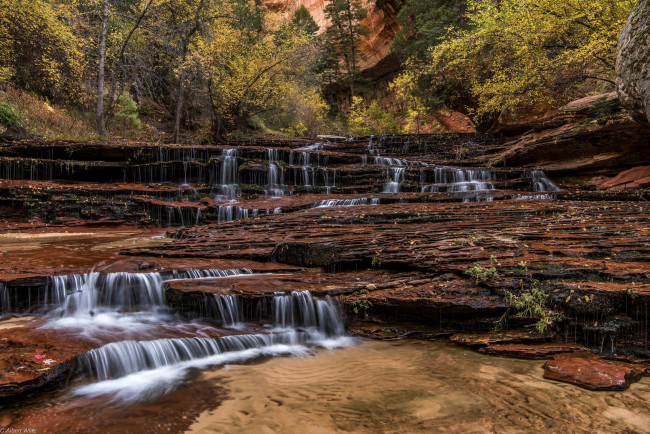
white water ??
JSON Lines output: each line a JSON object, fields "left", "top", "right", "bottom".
{"left": 216, "top": 205, "right": 250, "bottom": 223}
{"left": 73, "top": 290, "right": 351, "bottom": 402}
{"left": 313, "top": 197, "right": 380, "bottom": 208}
{"left": 527, "top": 170, "right": 561, "bottom": 192}
{"left": 266, "top": 149, "right": 285, "bottom": 197}
{"left": 205, "top": 294, "right": 242, "bottom": 328}
{"left": 421, "top": 167, "right": 496, "bottom": 193}
{"left": 215, "top": 149, "right": 240, "bottom": 200}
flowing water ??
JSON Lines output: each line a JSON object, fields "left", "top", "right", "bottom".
{"left": 5, "top": 339, "right": 649, "bottom": 433}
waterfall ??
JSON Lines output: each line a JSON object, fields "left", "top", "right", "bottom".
{"left": 296, "top": 142, "right": 326, "bottom": 151}
{"left": 44, "top": 268, "right": 253, "bottom": 316}
{"left": 205, "top": 294, "right": 242, "bottom": 328}
{"left": 54, "top": 272, "right": 165, "bottom": 316}
{"left": 73, "top": 290, "right": 350, "bottom": 402}
{"left": 272, "top": 291, "right": 345, "bottom": 337}
{"left": 266, "top": 149, "right": 285, "bottom": 197}
{"left": 375, "top": 156, "right": 407, "bottom": 193}
{"left": 216, "top": 149, "right": 240, "bottom": 199}
{"left": 384, "top": 167, "right": 405, "bottom": 193}
{"left": 74, "top": 332, "right": 313, "bottom": 402}
{"left": 321, "top": 168, "right": 336, "bottom": 194}
{"left": 374, "top": 156, "right": 407, "bottom": 166}
{"left": 313, "top": 197, "right": 379, "bottom": 208}
{"left": 526, "top": 170, "right": 560, "bottom": 192}
{"left": 421, "top": 167, "right": 495, "bottom": 193}
{"left": 216, "top": 205, "right": 249, "bottom": 223}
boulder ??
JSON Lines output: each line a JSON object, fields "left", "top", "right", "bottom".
{"left": 616, "top": 0, "right": 650, "bottom": 126}
{"left": 599, "top": 165, "right": 650, "bottom": 190}
{"left": 0, "top": 125, "right": 32, "bottom": 141}
{"left": 272, "top": 241, "right": 340, "bottom": 267}
{"left": 543, "top": 352, "right": 645, "bottom": 391}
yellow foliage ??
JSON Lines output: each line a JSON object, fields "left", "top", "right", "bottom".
{"left": 429, "top": 0, "right": 634, "bottom": 118}
{"left": 0, "top": 0, "right": 85, "bottom": 102}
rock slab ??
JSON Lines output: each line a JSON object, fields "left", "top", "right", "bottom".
{"left": 479, "top": 343, "right": 590, "bottom": 359}
{"left": 543, "top": 352, "right": 644, "bottom": 391}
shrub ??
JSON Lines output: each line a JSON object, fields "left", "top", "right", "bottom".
{"left": 464, "top": 255, "right": 499, "bottom": 284}
{"left": 0, "top": 102, "right": 21, "bottom": 127}
{"left": 114, "top": 91, "right": 141, "bottom": 130}
{"left": 503, "top": 281, "right": 561, "bottom": 334}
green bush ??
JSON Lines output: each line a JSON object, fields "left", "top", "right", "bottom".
{"left": 503, "top": 281, "right": 560, "bottom": 334}
{"left": 0, "top": 102, "right": 21, "bottom": 127}
{"left": 464, "top": 256, "right": 499, "bottom": 284}
{"left": 114, "top": 91, "right": 141, "bottom": 130}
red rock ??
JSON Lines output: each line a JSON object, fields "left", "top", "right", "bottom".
{"left": 479, "top": 343, "right": 590, "bottom": 359}
{"left": 0, "top": 318, "right": 96, "bottom": 400}
{"left": 265, "top": 0, "right": 400, "bottom": 72}
{"left": 599, "top": 166, "right": 650, "bottom": 190}
{"left": 434, "top": 110, "right": 477, "bottom": 133}
{"left": 450, "top": 331, "right": 553, "bottom": 347}
{"left": 543, "top": 352, "right": 645, "bottom": 391}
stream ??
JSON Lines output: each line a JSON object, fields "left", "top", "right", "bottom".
{"left": 3, "top": 337, "right": 649, "bottom": 433}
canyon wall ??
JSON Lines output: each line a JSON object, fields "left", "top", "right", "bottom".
{"left": 616, "top": 0, "right": 650, "bottom": 127}
{"left": 265, "top": 0, "right": 402, "bottom": 76}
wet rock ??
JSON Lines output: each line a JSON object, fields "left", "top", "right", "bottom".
{"left": 616, "top": 0, "right": 650, "bottom": 126}
{"left": 543, "top": 352, "right": 645, "bottom": 391}
{"left": 0, "top": 318, "right": 95, "bottom": 400}
{"left": 479, "top": 343, "right": 590, "bottom": 359}
{"left": 348, "top": 324, "right": 453, "bottom": 340}
{"left": 272, "top": 241, "right": 340, "bottom": 267}
{"left": 450, "top": 331, "right": 554, "bottom": 347}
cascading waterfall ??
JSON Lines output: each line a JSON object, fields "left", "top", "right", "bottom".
{"left": 205, "top": 294, "right": 242, "bottom": 328}
{"left": 73, "top": 290, "right": 349, "bottom": 402}
{"left": 45, "top": 268, "right": 253, "bottom": 316}
{"left": 526, "top": 170, "right": 561, "bottom": 192}
{"left": 313, "top": 197, "right": 379, "bottom": 208}
{"left": 375, "top": 156, "right": 407, "bottom": 193}
{"left": 384, "top": 167, "right": 405, "bottom": 193}
{"left": 421, "top": 167, "right": 496, "bottom": 193}
{"left": 216, "top": 149, "right": 240, "bottom": 199}
{"left": 266, "top": 149, "right": 285, "bottom": 197}
{"left": 272, "top": 291, "right": 345, "bottom": 337}
{"left": 298, "top": 152, "right": 315, "bottom": 189}
{"left": 322, "top": 168, "right": 336, "bottom": 194}
{"left": 216, "top": 205, "right": 250, "bottom": 223}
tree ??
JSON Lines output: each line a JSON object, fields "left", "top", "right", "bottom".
{"left": 391, "top": 0, "right": 466, "bottom": 62}
{"left": 323, "top": 0, "right": 368, "bottom": 97}
{"left": 428, "top": 0, "right": 635, "bottom": 121}
{"left": 0, "top": 0, "right": 84, "bottom": 103}
{"left": 292, "top": 5, "right": 319, "bottom": 35}
{"left": 91, "top": 0, "right": 155, "bottom": 136}
{"left": 196, "top": 5, "right": 322, "bottom": 140}
{"left": 165, "top": 0, "right": 208, "bottom": 143}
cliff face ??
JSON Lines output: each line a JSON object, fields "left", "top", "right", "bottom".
{"left": 266, "top": 0, "right": 401, "bottom": 75}
{"left": 616, "top": 0, "right": 650, "bottom": 126}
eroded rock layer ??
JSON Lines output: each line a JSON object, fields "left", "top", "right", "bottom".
{"left": 0, "top": 132, "right": 649, "bottom": 399}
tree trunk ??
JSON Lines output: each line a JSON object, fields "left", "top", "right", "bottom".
{"left": 345, "top": 0, "right": 357, "bottom": 97}
{"left": 96, "top": 0, "right": 109, "bottom": 137}
{"left": 173, "top": 73, "right": 185, "bottom": 143}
